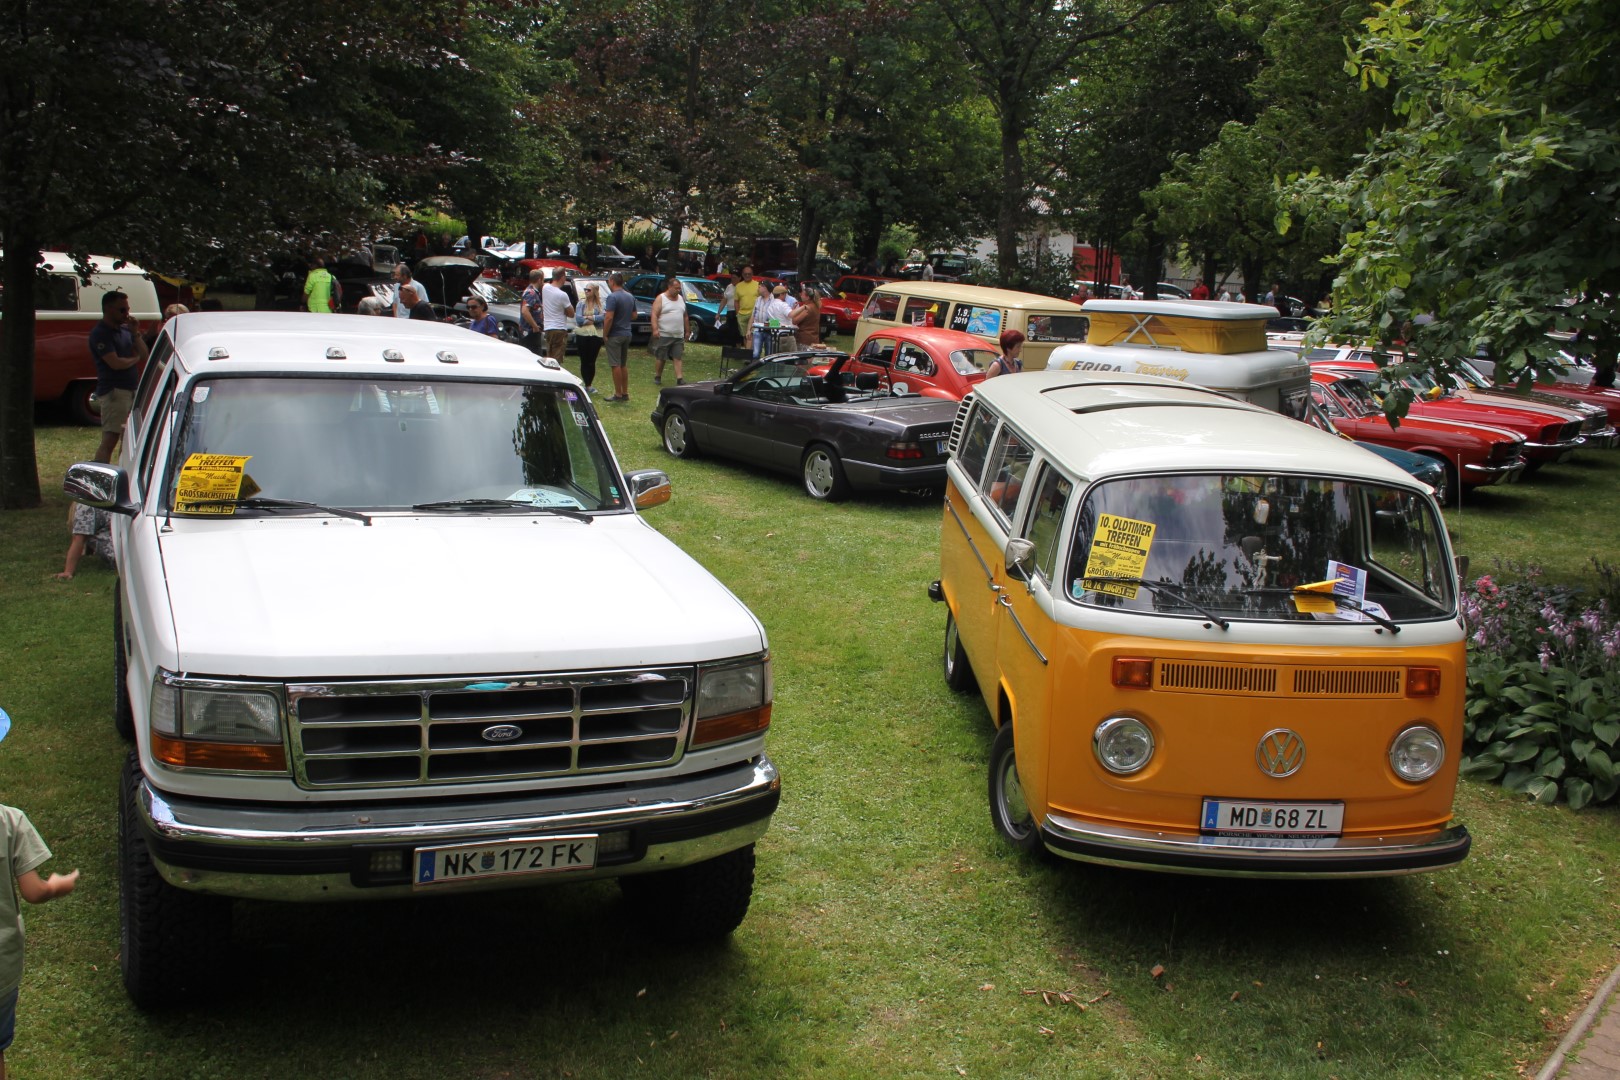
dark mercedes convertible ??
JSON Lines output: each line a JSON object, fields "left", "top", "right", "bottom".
{"left": 650, "top": 352, "right": 961, "bottom": 500}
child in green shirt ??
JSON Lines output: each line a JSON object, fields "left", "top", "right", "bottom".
{"left": 0, "top": 709, "right": 78, "bottom": 1079}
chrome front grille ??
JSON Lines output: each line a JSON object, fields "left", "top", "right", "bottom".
{"left": 287, "top": 669, "right": 692, "bottom": 789}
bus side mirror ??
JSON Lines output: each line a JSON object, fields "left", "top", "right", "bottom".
{"left": 1005, "top": 538, "right": 1036, "bottom": 583}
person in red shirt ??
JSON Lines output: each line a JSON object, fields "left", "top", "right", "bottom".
{"left": 1190, "top": 281, "right": 1210, "bottom": 300}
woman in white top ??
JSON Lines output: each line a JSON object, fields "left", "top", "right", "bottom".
{"left": 755, "top": 285, "right": 795, "bottom": 358}
{"left": 649, "top": 276, "right": 687, "bottom": 384}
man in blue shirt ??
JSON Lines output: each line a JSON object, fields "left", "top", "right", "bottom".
{"left": 87, "top": 291, "right": 149, "bottom": 463}
{"left": 601, "top": 273, "right": 637, "bottom": 402}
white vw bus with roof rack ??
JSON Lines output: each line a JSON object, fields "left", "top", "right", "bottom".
{"left": 65, "top": 311, "right": 780, "bottom": 1007}
{"left": 1050, "top": 299, "right": 1310, "bottom": 418}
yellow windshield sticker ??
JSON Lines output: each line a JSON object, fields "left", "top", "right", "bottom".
{"left": 175, "top": 453, "right": 254, "bottom": 514}
{"left": 1293, "top": 578, "right": 1341, "bottom": 595}
{"left": 1291, "top": 594, "right": 1339, "bottom": 614}
{"left": 1083, "top": 514, "right": 1157, "bottom": 598}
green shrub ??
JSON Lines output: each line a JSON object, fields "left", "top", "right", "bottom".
{"left": 1460, "top": 561, "right": 1620, "bottom": 808}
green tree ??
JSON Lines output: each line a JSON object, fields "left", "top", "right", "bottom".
{"left": 932, "top": 0, "right": 1173, "bottom": 284}
{"left": 1301, "top": 0, "right": 1620, "bottom": 386}
{"left": 0, "top": 0, "right": 454, "bottom": 508}
{"left": 1045, "top": 0, "right": 1257, "bottom": 295}
{"left": 1147, "top": 0, "right": 1391, "bottom": 301}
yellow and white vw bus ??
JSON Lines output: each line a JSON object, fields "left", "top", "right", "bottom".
{"left": 929, "top": 369, "right": 1470, "bottom": 877}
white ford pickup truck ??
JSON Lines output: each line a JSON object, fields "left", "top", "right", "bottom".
{"left": 65, "top": 312, "right": 779, "bottom": 1008}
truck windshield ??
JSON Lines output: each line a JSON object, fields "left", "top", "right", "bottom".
{"left": 1066, "top": 473, "right": 1453, "bottom": 623}
{"left": 164, "top": 377, "right": 625, "bottom": 514}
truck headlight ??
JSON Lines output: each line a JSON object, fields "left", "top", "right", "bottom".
{"left": 691, "top": 656, "right": 773, "bottom": 747}
{"left": 1389, "top": 725, "right": 1445, "bottom": 782}
{"left": 1094, "top": 716, "right": 1154, "bottom": 775}
{"left": 149, "top": 674, "right": 288, "bottom": 772}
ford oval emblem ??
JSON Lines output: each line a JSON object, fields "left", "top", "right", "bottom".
{"left": 481, "top": 724, "right": 523, "bottom": 744}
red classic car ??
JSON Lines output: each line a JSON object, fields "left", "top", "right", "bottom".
{"left": 1309, "top": 373, "right": 1527, "bottom": 498}
{"left": 813, "top": 325, "right": 1000, "bottom": 400}
{"left": 503, "top": 258, "right": 581, "bottom": 289}
{"left": 1309, "top": 350, "right": 1587, "bottom": 469}
{"left": 822, "top": 275, "right": 895, "bottom": 334}
{"left": 1459, "top": 357, "right": 1620, "bottom": 429}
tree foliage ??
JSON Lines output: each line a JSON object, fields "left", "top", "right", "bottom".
{"left": 1300, "top": 0, "right": 1620, "bottom": 384}
{"left": 0, "top": 0, "right": 460, "bottom": 507}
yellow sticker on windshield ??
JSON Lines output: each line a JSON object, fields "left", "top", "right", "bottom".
{"left": 1082, "top": 514, "right": 1157, "bottom": 598}
{"left": 175, "top": 454, "right": 253, "bottom": 514}
{"left": 1291, "top": 594, "right": 1338, "bottom": 614}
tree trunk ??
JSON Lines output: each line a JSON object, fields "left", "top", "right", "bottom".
{"left": 0, "top": 238, "right": 43, "bottom": 509}
{"left": 995, "top": 104, "right": 1025, "bottom": 287}
{"left": 797, "top": 201, "right": 823, "bottom": 281}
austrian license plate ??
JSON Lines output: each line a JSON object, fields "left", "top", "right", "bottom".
{"left": 414, "top": 835, "right": 597, "bottom": 887}
{"left": 1200, "top": 799, "right": 1344, "bottom": 837}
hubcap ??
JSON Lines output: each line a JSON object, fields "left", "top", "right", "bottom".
{"left": 665, "top": 416, "right": 687, "bottom": 454}
{"left": 805, "top": 452, "right": 833, "bottom": 497}
{"left": 1000, "top": 756, "right": 1032, "bottom": 833}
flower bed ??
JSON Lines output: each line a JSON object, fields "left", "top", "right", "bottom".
{"left": 1461, "top": 562, "right": 1620, "bottom": 808}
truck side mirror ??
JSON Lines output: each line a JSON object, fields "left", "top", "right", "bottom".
{"left": 64, "top": 462, "right": 138, "bottom": 516}
{"left": 624, "top": 469, "right": 671, "bottom": 510}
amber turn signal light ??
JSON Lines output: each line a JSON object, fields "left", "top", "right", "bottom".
{"left": 691, "top": 705, "right": 772, "bottom": 747}
{"left": 1405, "top": 667, "right": 1442, "bottom": 698}
{"left": 1111, "top": 658, "right": 1155, "bottom": 689}
{"left": 151, "top": 731, "right": 288, "bottom": 772}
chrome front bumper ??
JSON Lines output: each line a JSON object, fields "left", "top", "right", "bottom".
{"left": 1463, "top": 459, "right": 1526, "bottom": 482}
{"left": 1040, "top": 810, "right": 1470, "bottom": 879}
{"left": 138, "top": 755, "right": 780, "bottom": 900}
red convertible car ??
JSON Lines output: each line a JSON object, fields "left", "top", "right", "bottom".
{"left": 1309, "top": 350, "right": 1588, "bottom": 469}
{"left": 1309, "top": 373, "right": 1527, "bottom": 498}
{"left": 810, "top": 326, "right": 999, "bottom": 400}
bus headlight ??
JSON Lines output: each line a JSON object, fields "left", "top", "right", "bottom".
{"left": 1094, "top": 716, "right": 1154, "bottom": 775}
{"left": 1389, "top": 725, "right": 1445, "bottom": 782}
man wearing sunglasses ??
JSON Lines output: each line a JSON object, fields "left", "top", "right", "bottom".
{"left": 87, "top": 291, "right": 149, "bottom": 463}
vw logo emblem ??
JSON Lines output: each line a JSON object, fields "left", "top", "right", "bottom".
{"left": 481, "top": 724, "right": 523, "bottom": 744}
{"left": 1256, "top": 729, "right": 1305, "bottom": 777}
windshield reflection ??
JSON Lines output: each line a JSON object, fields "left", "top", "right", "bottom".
{"left": 1067, "top": 473, "right": 1453, "bottom": 623}
{"left": 166, "top": 377, "right": 625, "bottom": 513}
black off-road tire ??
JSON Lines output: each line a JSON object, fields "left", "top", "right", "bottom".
{"left": 119, "top": 751, "right": 232, "bottom": 1009}
{"left": 619, "top": 844, "right": 756, "bottom": 940}
{"left": 988, "top": 724, "right": 1045, "bottom": 855}
{"left": 113, "top": 587, "right": 134, "bottom": 741}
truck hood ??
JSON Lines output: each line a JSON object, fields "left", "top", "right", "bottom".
{"left": 155, "top": 515, "right": 765, "bottom": 678}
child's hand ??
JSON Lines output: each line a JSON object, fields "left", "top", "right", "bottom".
{"left": 47, "top": 870, "right": 79, "bottom": 896}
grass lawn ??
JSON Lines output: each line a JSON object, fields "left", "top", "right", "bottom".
{"left": 4, "top": 345, "right": 1619, "bottom": 1079}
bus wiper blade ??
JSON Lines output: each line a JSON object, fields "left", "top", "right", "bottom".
{"left": 1079, "top": 576, "right": 1230, "bottom": 631}
{"left": 412, "top": 498, "right": 592, "bottom": 523}
{"left": 185, "top": 497, "right": 372, "bottom": 525}
{"left": 1294, "top": 588, "right": 1401, "bottom": 634}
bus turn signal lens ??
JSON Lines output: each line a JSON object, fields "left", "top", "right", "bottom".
{"left": 1112, "top": 658, "right": 1154, "bottom": 689}
{"left": 1405, "top": 667, "right": 1442, "bottom": 698}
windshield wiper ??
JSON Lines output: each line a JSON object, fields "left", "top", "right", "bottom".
{"left": 1293, "top": 588, "right": 1401, "bottom": 634}
{"left": 411, "top": 498, "right": 592, "bottom": 523}
{"left": 1079, "top": 576, "right": 1230, "bottom": 631}
{"left": 183, "top": 497, "right": 372, "bottom": 525}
